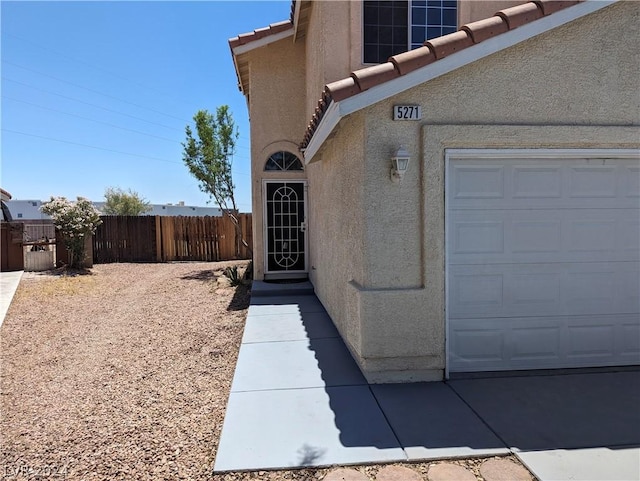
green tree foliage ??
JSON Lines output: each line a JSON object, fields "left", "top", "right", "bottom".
{"left": 102, "top": 187, "right": 152, "bottom": 216}
{"left": 40, "top": 197, "right": 102, "bottom": 268}
{"left": 182, "top": 106, "right": 251, "bottom": 256}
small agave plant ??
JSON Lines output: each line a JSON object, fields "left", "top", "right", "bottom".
{"left": 223, "top": 266, "right": 241, "bottom": 286}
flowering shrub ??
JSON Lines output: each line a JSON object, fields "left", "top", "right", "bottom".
{"left": 40, "top": 197, "right": 102, "bottom": 268}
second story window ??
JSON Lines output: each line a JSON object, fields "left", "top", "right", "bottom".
{"left": 363, "top": 1, "right": 408, "bottom": 65}
{"left": 363, "top": 0, "right": 458, "bottom": 64}
{"left": 410, "top": 0, "right": 457, "bottom": 49}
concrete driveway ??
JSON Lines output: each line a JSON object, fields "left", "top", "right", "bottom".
{"left": 449, "top": 370, "right": 640, "bottom": 481}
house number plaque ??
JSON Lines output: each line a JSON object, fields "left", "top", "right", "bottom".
{"left": 393, "top": 105, "right": 422, "bottom": 121}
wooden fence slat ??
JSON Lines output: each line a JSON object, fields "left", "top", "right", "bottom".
{"left": 92, "top": 214, "right": 251, "bottom": 264}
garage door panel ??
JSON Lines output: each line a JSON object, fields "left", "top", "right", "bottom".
{"left": 449, "top": 263, "right": 635, "bottom": 319}
{"left": 449, "top": 209, "right": 637, "bottom": 264}
{"left": 511, "top": 272, "right": 561, "bottom": 307}
{"left": 512, "top": 166, "right": 563, "bottom": 199}
{"left": 450, "top": 328, "right": 505, "bottom": 364}
{"left": 568, "top": 220, "right": 616, "bottom": 252}
{"left": 566, "top": 322, "right": 615, "bottom": 360}
{"left": 447, "top": 152, "right": 640, "bottom": 373}
{"left": 449, "top": 315, "right": 640, "bottom": 372}
{"left": 450, "top": 273, "right": 504, "bottom": 312}
{"left": 512, "top": 221, "right": 562, "bottom": 254}
{"left": 451, "top": 166, "right": 505, "bottom": 199}
{"left": 618, "top": 268, "right": 640, "bottom": 312}
{"left": 619, "top": 323, "right": 640, "bottom": 358}
{"left": 569, "top": 166, "right": 617, "bottom": 198}
{"left": 623, "top": 166, "right": 640, "bottom": 197}
{"left": 510, "top": 325, "right": 561, "bottom": 362}
{"left": 449, "top": 159, "right": 640, "bottom": 210}
{"left": 565, "top": 270, "right": 616, "bottom": 313}
{"left": 619, "top": 219, "right": 640, "bottom": 255}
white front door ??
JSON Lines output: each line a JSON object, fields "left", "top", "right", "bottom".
{"left": 446, "top": 149, "right": 640, "bottom": 373}
{"left": 263, "top": 181, "right": 308, "bottom": 278}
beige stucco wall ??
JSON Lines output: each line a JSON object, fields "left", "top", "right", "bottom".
{"left": 306, "top": 113, "right": 367, "bottom": 354}
{"left": 304, "top": 1, "right": 366, "bottom": 121}
{"left": 310, "top": 1, "right": 640, "bottom": 382}
{"left": 244, "top": 36, "right": 307, "bottom": 280}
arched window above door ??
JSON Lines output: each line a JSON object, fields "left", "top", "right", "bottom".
{"left": 264, "top": 151, "right": 304, "bottom": 171}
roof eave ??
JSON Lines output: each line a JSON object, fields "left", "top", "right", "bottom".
{"left": 303, "top": 101, "right": 341, "bottom": 163}
{"left": 230, "top": 28, "right": 294, "bottom": 57}
{"left": 229, "top": 26, "right": 295, "bottom": 96}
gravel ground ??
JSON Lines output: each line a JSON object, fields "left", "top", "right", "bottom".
{"left": 1, "top": 262, "right": 249, "bottom": 481}
{"left": 1, "top": 262, "right": 529, "bottom": 481}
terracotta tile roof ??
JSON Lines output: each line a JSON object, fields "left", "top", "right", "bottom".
{"left": 229, "top": 20, "right": 293, "bottom": 50}
{"left": 300, "top": 0, "right": 580, "bottom": 151}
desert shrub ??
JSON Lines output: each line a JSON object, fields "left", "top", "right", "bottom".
{"left": 223, "top": 266, "right": 241, "bottom": 287}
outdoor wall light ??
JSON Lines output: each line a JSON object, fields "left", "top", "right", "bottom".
{"left": 391, "top": 146, "right": 410, "bottom": 183}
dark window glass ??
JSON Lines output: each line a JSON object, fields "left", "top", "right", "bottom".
{"left": 427, "top": 7, "right": 441, "bottom": 24}
{"left": 364, "top": 3, "right": 379, "bottom": 24}
{"left": 393, "top": 26, "right": 408, "bottom": 44}
{"left": 379, "top": 6, "right": 393, "bottom": 25}
{"left": 364, "top": 44, "right": 378, "bottom": 62}
{"left": 427, "top": 26, "right": 441, "bottom": 39}
{"left": 365, "top": 25, "right": 379, "bottom": 43}
{"left": 379, "top": 44, "right": 394, "bottom": 61}
{"left": 442, "top": 26, "right": 457, "bottom": 35}
{"left": 412, "top": 25, "right": 425, "bottom": 43}
{"left": 265, "top": 151, "right": 304, "bottom": 171}
{"left": 393, "top": 5, "right": 408, "bottom": 24}
{"left": 412, "top": 6, "right": 426, "bottom": 24}
{"left": 442, "top": 8, "right": 457, "bottom": 26}
{"left": 363, "top": 0, "right": 410, "bottom": 63}
{"left": 379, "top": 26, "right": 393, "bottom": 43}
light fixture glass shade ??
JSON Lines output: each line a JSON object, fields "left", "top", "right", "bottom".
{"left": 391, "top": 146, "right": 410, "bottom": 182}
{"left": 395, "top": 157, "right": 409, "bottom": 172}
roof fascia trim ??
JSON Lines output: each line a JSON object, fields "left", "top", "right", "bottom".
{"left": 303, "top": 102, "right": 341, "bottom": 163}
{"left": 231, "top": 49, "right": 245, "bottom": 94}
{"left": 303, "top": 0, "right": 615, "bottom": 163}
{"left": 231, "top": 29, "right": 294, "bottom": 56}
{"left": 293, "top": 1, "right": 302, "bottom": 41}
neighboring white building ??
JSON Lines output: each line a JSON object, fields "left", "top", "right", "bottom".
{"left": 5, "top": 200, "right": 222, "bottom": 220}
{"left": 92, "top": 201, "right": 223, "bottom": 217}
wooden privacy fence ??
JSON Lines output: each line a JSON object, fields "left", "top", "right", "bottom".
{"left": 93, "top": 214, "right": 252, "bottom": 264}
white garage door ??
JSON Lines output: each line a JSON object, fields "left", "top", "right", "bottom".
{"left": 446, "top": 149, "right": 640, "bottom": 373}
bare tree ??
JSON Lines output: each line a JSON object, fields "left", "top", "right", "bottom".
{"left": 182, "top": 106, "right": 251, "bottom": 257}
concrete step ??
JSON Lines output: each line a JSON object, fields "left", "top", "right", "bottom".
{"left": 250, "top": 279, "right": 314, "bottom": 297}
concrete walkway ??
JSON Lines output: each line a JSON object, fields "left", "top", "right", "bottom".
{"left": 215, "top": 281, "right": 506, "bottom": 471}
{"left": 0, "top": 270, "right": 22, "bottom": 328}
{"left": 214, "top": 281, "right": 640, "bottom": 480}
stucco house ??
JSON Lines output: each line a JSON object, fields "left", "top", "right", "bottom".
{"left": 229, "top": 0, "right": 640, "bottom": 383}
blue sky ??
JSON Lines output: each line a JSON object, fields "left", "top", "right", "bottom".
{"left": 1, "top": 1, "right": 291, "bottom": 212}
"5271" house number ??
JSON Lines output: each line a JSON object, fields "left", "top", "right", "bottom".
{"left": 393, "top": 105, "right": 422, "bottom": 121}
